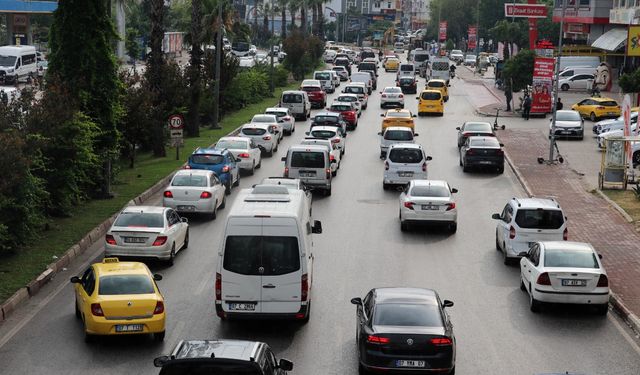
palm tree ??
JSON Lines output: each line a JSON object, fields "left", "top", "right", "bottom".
{"left": 288, "top": 0, "right": 300, "bottom": 30}
{"left": 187, "top": 0, "right": 203, "bottom": 137}
{"left": 278, "top": 0, "right": 288, "bottom": 37}
{"left": 316, "top": 0, "right": 325, "bottom": 39}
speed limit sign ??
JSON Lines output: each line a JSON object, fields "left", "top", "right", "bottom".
{"left": 168, "top": 114, "right": 184, "bottom": 129}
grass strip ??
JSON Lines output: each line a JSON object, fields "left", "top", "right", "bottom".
{"left": 602, "top": 190, "right": 640, "bottom": 223}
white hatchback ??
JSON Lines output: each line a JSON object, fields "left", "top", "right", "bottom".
{"left": 399, "top": 180, "right": 458, "bottom": 232}
{"left": 214, "top": 136, "right": 262, "bottom": 174}
{"left": 265, "top": 107, "right": 296, "bottom": 135}
{"left": 239, "top": 123, "right": 278, "bottom": 156}
{"left": 306, "top": 125, "right": 346, "bottom": 156}
{"left": 378, "top": 126, "right": 417, "bottom": 158}
{"left": 383, "top": 143, "right": 432, "bottom": 189}
{"left": 250, "top": 114, "right": 283, "bottom": 142}
{"left": 519, "top": 241, "right": 609, "bottom": 315}
{"left": 163, "top": 169, "right": 226, "bottom": 219}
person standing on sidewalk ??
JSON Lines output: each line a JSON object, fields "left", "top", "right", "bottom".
{"left": 556, "top": 97, "right": 563, "bottom": 111}
{"left": 505, "top": 83, "right": 513, "bottom": 112}
{"left": 523, "top": 94, "right": 532, "bottom": 120}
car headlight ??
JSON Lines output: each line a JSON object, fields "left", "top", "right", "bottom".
{"left": 7, "top": 68, "right": 13, "bottom": 73}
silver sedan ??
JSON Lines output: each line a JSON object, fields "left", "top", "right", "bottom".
{"left": 214, "top": 136, "right": 262, "bottom": 174}
{"left": 163, "top": 169, "right": 227, "bottom": 218}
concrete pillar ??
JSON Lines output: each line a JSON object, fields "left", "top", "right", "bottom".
{"left": 115, "top": 0, "right": 126, "bottom": 60}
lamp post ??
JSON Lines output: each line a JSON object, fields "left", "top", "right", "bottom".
{"left": 548, "top": 0, "right": 568, "bottom": 163}
{"left": 270, "top": 1, "right": 275, "bottom": 93}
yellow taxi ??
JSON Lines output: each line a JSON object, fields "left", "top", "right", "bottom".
{"left": 572, "top": 97, "right": 621, "bottom": 121}
{"left": 71, "top": 258, "right": 166, "bottom": 342}
{"left": 426, "top": 79, "right": 449, "bottom": 101}
{"left": 380, "top": 108, "right": 416, "bottom": 131}
{"left": 384, "top": 57, "right": 400, "bottom": 72}
{"left": 417, "top": 89, "right": 444, "bottom": 116}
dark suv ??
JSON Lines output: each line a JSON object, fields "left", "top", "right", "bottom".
{"left": 154, "top": 339, "right": 293, "bottom": 375}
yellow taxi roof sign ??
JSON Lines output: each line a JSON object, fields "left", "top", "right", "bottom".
{"left": 103, "top": 257, "right": 120, "bottom": 263}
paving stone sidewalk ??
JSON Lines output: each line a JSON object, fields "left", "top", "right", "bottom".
{"left": 498, "top": 128, "right": 640, "bottom": 324}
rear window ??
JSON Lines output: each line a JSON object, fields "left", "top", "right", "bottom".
{"left": 172, "top": 174, "right": 208, "bottom": 187}
{"left": 98, "top": 275, "right": 155, "bottom": 295}
{"left": 361, "top": 51, "right": 375, "bottom": 59}
{"left": 282, "top": 93, "right": 302, "bottom": 103}
{"left": 314, "top": 115, "right": 339, "bottom": 123}
{"left": 384, "top": 87, "right": 402, "bottom": 94}
{"left": 555, "top": 111, "right": 581, "bottom": 121}
{"left": 543, "top": 248, "right": 599, "bottom": 268}
{"left": 315, "top": 73, "right": 331, "bottom": 80}
{"left": 599, "top": 100, "right": 618, "bottom": 107}
{"left": 411, "top": 185, "right": 450, "bottom": 197}
{"left": 331, "top": 104, "right": 352, "bottom": 111}
{"left": 420, "top": 92, "right": 441, "bottom": 100}
{"left": 302, "top": 86, "right": 321, "bottom": 92}
{"left": 400, "top": 65, "right": 413, "bottom": 71}
{"left": 386, "top": 112, "right": 411, "bottom": 118}
{"left": 160, "top": 363, "right": 260, "bottom": 375}
{"left": 252, "top": 115, "right": 275, "bottom": 123}
{"left": 223, "top": 236, "right": 300, "bottom": 276}
{"left": 431, "top": 62, "right": 449, "bottom": 70}
{"left": 469, "top": 138, "right": 500, "bottom": 147}
{"left": 414, "top": 54, "right": 429, "bottom": 62}
{"left": 345, "top": 86, "right": 364, "bottom": 94}
{"left": 359, "top": 63, "right": 376, "bottom": 70}
{"left": 216, "top": 139, "right": 248, "bottom": 149}
{"left": 464, "top": 123, "right": 492, "bottom": 132}
{"left": 190, "top": 154, "right": 224, "bottom": 164}
{"left": 310, "top": 130, "right": 337, "bottom": 139}
{"left": 114, "top": 212, "right": 164, "bottom": 228}
{"left": 384, "top": 130, "right": 413, "bottom": 141}
{"left": 388, "top": 148, "right": 423, "bottom": 163}
{"left": 338, "top": 96, "right": 357, "bottom": 102}
{"left": 399, "top": 78, "right": 414, "bottom": 84}
{"left": 428, "top": 81, "right": 445, "bottom": 88}
{"left": 241, "top": 128, "right": 266, "bottom": 136}
{"left": 373, "top": 304, "right": 443, "bottom": 327}
{"left": 291, "top": 151, "right": 326, "bottom": 168}
{"left": 515, "top": 209, "right": 564, "bottom": 229}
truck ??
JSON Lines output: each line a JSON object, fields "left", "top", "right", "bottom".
{"left": 429, "top": 56, "right": 451, "bottom": 84}
{"left": 411, "top": 49, "right": 430, "bottom": 77}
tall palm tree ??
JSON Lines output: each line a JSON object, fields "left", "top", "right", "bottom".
{"left": 310, "top": 0, "right": 318, "bottom": 35}
{"left": 187, "top": 0, "right": 203, "bottom": 137}
{"left": 316, "top": 0, "right": 324, "bottom": 39}
{"left": 288, "top": 0, "right": 300, "bottom": 30}
{"left": 278, "top": 0, "right": 288, "bottom": 37}
{"left": 299, "top": 1, "right": 307, "bottom": 34}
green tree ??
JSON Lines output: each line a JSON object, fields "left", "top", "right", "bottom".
{"left": 426, "top": 0, "right": 476, "bottom": 46}
{"left": 125, "top": 27, "right": 141, "bottom": 61}
{"left": 146, "top": 0, "right": 167, "bottom": 157}
{"left": 187, "top": 0, "right": 203, "bottom": 137}
{"left": 48, "top": 0, "right": 121, "bottom": 197}
{"left": 490, "top": 19, "right": 526, "bottom": 59}
{"left": 503, "top": 49, "right": 535, "bottom": 92}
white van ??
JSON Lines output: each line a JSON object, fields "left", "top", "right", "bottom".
{"left": 558, "top": 66, "right": 596, "bottom": 79}
{"left": 0, "top": 45, "right": 38, "bottom": 84}
{"left": 557, "top": 56, "right": 600, "bottom": 71}
{"left": 350, "top": 72, "right": 373, "bottom": 94}
{"left": 282, "top": 144, "right": 334, "bottom": 196}
{"left": 314, "top": 70, "right": 335, "bottom": 93}
{"left": 394, "top": 42, "right": 405, "bottom": 53}
{"left": 215, "top": 185, "right": 322, "bottom": 321}
{"left": 279, "top": 90, "right": 311, "bottom": 121}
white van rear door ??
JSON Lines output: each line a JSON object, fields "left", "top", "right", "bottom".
{"left": 260, "top": 218, "right": 303, "bottom": 314}
{"left": 220, "top": 217, "right": 263, "bottom": 314}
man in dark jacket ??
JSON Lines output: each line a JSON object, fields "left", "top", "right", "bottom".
{"left": 523, "top": 94, "right": 532, "bottom": 120}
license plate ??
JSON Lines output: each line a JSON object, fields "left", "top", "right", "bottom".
{"left": 115, "top": 324, "right": 143, "bottom": 332}
{"left": 562, "top": 279, "right": 587, "bottom": 286}
{"left": 561, "top": 130, "right": 571, "bottom": 134}
{"left": 177, "top": 205, "right": 196, "bottom": 211}
{"left": 398, "top": 172, "right": 413, "bottom": 177}
{"left": 228, "top": 303, "right": 256, "bottom": 311}
{"left": 608, "top": 112, "right": 616, "bottom": 115}
{"left": 300, "top": 171, "right": 316, "bottom": 177}
{"left": 421, "top": 205, "right": 438, "bottom": 210}
{"left": 123, "top": 237, "right": 147, "bottom": 244}
{"left": 396, "top": 360, "right": 425, "bottom": 368}
{"left": 478, "top": 161, "right": 493, "bottom": 164}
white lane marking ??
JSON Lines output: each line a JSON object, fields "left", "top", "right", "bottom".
{"left": 195, "top": 275, "right": 209, "bottom": 296}
{"left": 609, "top": 313, "right": 640, "bottom": 356}
{"left": 167, "top": 320, "right": 186, "bottom": 348}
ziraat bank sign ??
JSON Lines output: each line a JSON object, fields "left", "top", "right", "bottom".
{"left": 504, "top": 3, "right": 548, "bottom": 19}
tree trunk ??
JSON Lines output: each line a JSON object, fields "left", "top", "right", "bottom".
{"left": 300, "top": 7, "right": 307, "bottom": 34}
{"left": 316, "top": 3, "right": 324, "bottom": 39}
{"left": 148, "top": 0, "right": 166, "bottom": 157}
{"left": 290, "top": 8, "right": 296, "bottom": 29}
{"left": 187, "top": 0, "right": 202, "bottom": 137}
{"left": 311, "top": 3, "right": 317, "bottom": 36}
{"left": 264, "top": 13, "right": 270, "bottom": 36}
{"left": 281, "top": 6, "right": 287, "bottom": 37}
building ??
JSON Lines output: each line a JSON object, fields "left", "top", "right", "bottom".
{"left": 552, "top": 0, "right": 612, "bottom": 44}
{"left": 0, "top": 0, "right": 57, "bottom": 45}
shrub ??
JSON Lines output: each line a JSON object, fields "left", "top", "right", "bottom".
{"left": 222, "top": 70, "right": 270, "bottom": 111}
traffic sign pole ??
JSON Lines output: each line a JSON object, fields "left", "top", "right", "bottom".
{"left": 168, "top": 114, "right": 185, "bottom": 161}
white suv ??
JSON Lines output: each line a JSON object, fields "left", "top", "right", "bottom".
{"left": 383, "top": 143, "right": 432, "bottom": 190}
{"left": 492, "top": 197, "right": 568, "bottom": 265}
{"left": 239, "top": 123, "right": 278, "bottom": 156}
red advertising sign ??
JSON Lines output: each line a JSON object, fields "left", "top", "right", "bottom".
{"left": 467, "top": 26, "right": 477, "bottom": 50}
{"left": 438, "top": 21, "right": 447, "bottom": 42}
{"left": 531, "top": 57, "right": 555, "bottom": 114}
{"left": 504, "top": 3, "right": 548, "bottom": 18}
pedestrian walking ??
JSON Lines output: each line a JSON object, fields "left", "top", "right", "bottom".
{"left": 523, "top": 94, "right": 532, "bottom": 120}
{"left": 556, "top": 97, "right": 563, "bottom": 111}
{"left": 505, "top": 84, "right": 513, "bottom": 112}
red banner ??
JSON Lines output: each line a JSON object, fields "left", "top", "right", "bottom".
{"left": 438, "top": 21, "right": 447, "bottom": 42}
{"left": 504, "top": 3, "right": 548, "bottom": 18}
{"left": 531, "top": 57, "right": 555, "bottom": 114}
{"left": 467, "top": 26, "right": 477, "bottom": 50}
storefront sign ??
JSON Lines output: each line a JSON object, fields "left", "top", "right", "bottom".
{"left": 531, "top": 57, "right": 554, "bottom": 114}
{"left": 467, "top": 26, "right": 477, "bottom": 50}
{"left": 504, "top": 3, "right": 548, "bottom": 18}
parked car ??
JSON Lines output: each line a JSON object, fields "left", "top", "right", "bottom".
{"left": 399, "top": 179, "right": 458, "bottom": 232}
{"left": 186, "top": 147, "right": 241, "bottom": 193}
{"left": 163, "top": 169, "right": 226, "bottom": 219}
{"left": 572, "top": 97, "right": 621, "bottom": 122}
{"left": 459, "top": 136, "right": 505, "bottom": 174}
{"left": 559, "top": 74, "right": 594, "bottom": 91}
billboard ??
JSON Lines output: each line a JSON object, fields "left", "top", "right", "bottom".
{"left": 439, "top": 21, "right": 447, "bottom": 42}
{"left": 627, "top": 26, "right": 640, "bottom": 56}
{"left": 504, "top": 3, "right": 548, "bottom": 18}
{"left": 467, "top": 26, "right": 477, "bottom": 50}
{"left": 531, "top": 57, "right": 554, "bottom": 114}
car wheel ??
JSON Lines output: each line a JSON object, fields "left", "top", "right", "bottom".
{"left": 256, "top": 157, "right": 262, "bottom": 168}
{"left": 459, "top": 157, "right": 463, "bottom": 166}
{"left": 520, "top": 277, "right": 527, "bottom": 292}
{"left": 301, "top": 301, "right": 311, "bottom": 323}
{"left": 529, "top": 288, "right": 542, "bottom": 313}
{"left": 182, "top": 229, "right": 189, "bottom": 249}
{"left": 225, "top": 182, "right": 231, "bottom": 195}
{"left": 596, "top": 303, "right": 609, "bottom": 316}
{"left": 210, "top": 201, "right": 218, "bottom": 220}
{"left": 274, "top": 143, "right": 278, "bottom": 152}
{"left": 497, "top": 166, "right": 504, "bottom": 174}
{"left": 233, "top": 172, "right": 240, "bottom": 187}
{"left": 249, "top": 161, "right": 255, "bottom": 175}
{"left": 332, "top": 170, "right": 337, "bottom": 177}
{"left": 325, "top": 187, "right": 332, "bottom": 196}
{"left": 633, "top": 151, "right": 640, "bottom": 167}
{"left": 154, "top": 331, "right": 165, "bottom": 342}
{"left": 449, "top": 222, "right": 457, "bottom": 233}
{"left": 167, "top": 244, "right": 176, "bottom": 266}
{"left": 503, "top": 247, "right": 511, "bottom": 265}
{"left": 449, "top": 367, "right": 455, "bottom": 375}
{"left": 590, "top": 112, "right": 597, "bottom": 122}
{"left": 84, "top": 330, "right": 95, "bottom": 344}
{"left": 292, "top": 124, "right": 295, "bottom": 133}
{"left": 462, "top": 163, "right": 469, "bottom": 173}
{"left": 383, "top": 183, "right": 389, "bottom": 190}
{"left": 75, "top": 299, "right": 81, "bottom": 319}
{"left": 266, "top": 146, "right": 273, "bottom": 157}
{"left": 495, "top": 232, "right": 501, "bottom": 251}
{"left": 358, "top": 363, "right": 369, "bottom": 375}
{"left": 561, "top": 84, "right": 569, "bottom": 91}
{"left": 219, "top": 195, "right": 226, "bottom": 209}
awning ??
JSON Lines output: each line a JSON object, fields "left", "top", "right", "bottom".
{"left": 591, "top": 28, "right": 627, "bottom": 52}
{"left": 0, "top": 1, "right": 57, "bottom": 14}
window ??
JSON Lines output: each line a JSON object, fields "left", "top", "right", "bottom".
{"left": 98, "top": 275, "right": 155, "bottom": 295}
{"left": 410, "top": 185, "right": 450, "bottom": 198}
{"left": 81, "top": 267, "right": 96, "bottom": 295}
{"left": 22, "top": 54, "right": 36, "bottom": 65}
{"left": 190, "top": 154, "right": 224, "bottom": 165}
{"left": 463, "top": 123, "right": 492, "bottom": 132}
{"left": 363, "top": 291, "right": 374, "bottom": 318}
{"left": 388, "top": 149, "right": 424, "bottom": 163}
{"left": 347, "top": 0, "right": 356, "bottom": 9}
{"left": 420, "top": 91, "right": 441, "bottom": 100}
{"left": 374, "top": 303, "right": 443, "bottom": 327}
{"left": 0, "top": 55, "right": 17, "bottom": 66}
{"left": 362, "top": 0, "right": 369, "bottom": 12}
{"left": 172, "top": 174, "right": 208, "bottom": 187}
{"left": 291, "top": 151, "right": 326, "bottom": 168}
{"left": 515, "top": 209, "right": 564, "bottom": 229}
{"left": 384, "top": 130, "right": 413, "bottom": 141}
{"left": 544, "top": 248, "right": 599, "bottom": 268}
{"left": 216, "top": 139, "right": 248, "bottom": 150}
{"left": 529, "top": 244, "right": 540, "bottom": 266}
{"left": 114, "top": 212, "right": 164, "bottom": 228}
{"left": 241, "top": 128, "right": 267, "bottom": 136}
{"left": 501, "top": 204, "right": 512, "bottom": 222}
{"left": 223, "top": 236, "right": 300, "bottom": 276}
{"left": 282, "top": 93, "right": 302, "bottom": 103}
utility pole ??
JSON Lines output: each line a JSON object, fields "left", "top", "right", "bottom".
{"left": 475, "top": 0, "right": 480, "bottom": 74}
{"left": 548, "top": 0, "right": 567, "bottom": 163}
{"left": 212, "top": 0, "right": 223, "bottom": 129}
{"left": 270, "top": 1, "right": 275, "bottom": 93}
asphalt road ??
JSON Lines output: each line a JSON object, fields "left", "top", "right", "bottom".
{"left": 1, "top": 58, "right": 640, "bottom": 375}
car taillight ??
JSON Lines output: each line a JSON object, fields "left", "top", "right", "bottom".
{"left": 385, "top": 161, "right": 389, "bottom": 170}
{"left": 422, "top": 162, "right": 427, "bottom": 172}
{"left": 381, "top": 94, "right": 387, "bottom": 98}
{"left": 430, "top": 337, "right": 453, "bottom": 346}
{"left": 331, "top": 138, "right": 340, "bottom": 144}
{"left": 463, "top": 133, "right": 471, "bottom": 138}
{"left": 284, "top": 167, "right": 289, "bottom": 178}
{"left": 238, "top": 153, "right": 250, "bottom": 158}
{"left": 283, "top": 116, "right": 291, "bottom": 121}
{"left": 200, "top": 191, "right": 212, "bottom": 199}
{"left": 445, "top": 202, "right": 456, "bottom": 211}
{"left": 509, "top": 226, "right": 516, "bottom": 239}
{"left": 597, "top": 274, "right": 609, "bottom": 287}
{"left": 91, "top": 303, "right": 104, "bottom": 317}
{"left": 152, "top": 236, "right": 168, "bottom": 246}
{"left": 301, "top": 274, "right": 308, "bottom": 301}
{"left": 330, "top": 154, "right": 335, "bottom": 162}
{"left": 563, "top": 227, "right": 568, "bottom": 240}
{"left": 215, "top": 272, "right": 222, "bottom": 300}
{"left": 399, "top": 94, "right": 404, "bottom": 98}
{"left": 497, "top": 149, "right": 504, "bottom": 156}
{"left": 154, "top": 301, "right": 165, "bottom": 314}
{"left": 105, "top": 234, "right": 116, "bottom": 245}
{"left": 537, "top": 272, "right": 551, "bottom": 286}
{"left": 163, "top": 190, "right": 173, "bottom": 198}
{"left": 184, "top": 165, "right": 192, "bottom": 169}
{"left": 367, "top": 335, "right": 390, "bottom": 344}
{"left": 263, "top": 135, "right": 271, "bottom": 140}
{"left": 222, "top": 165, "right": 230, "bottom": 173}
{"left": 404, "top": 202, "right": 414, "bottom": 210}
{"left": 326, "top": 168, "right": 331, "bottom": 179}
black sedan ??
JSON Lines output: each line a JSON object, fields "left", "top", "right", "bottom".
{"left": 459, "top": 136, "right": 504, "bottom": 174}
{"left": 397, "top": 76, "right": 418, "bottom": 94}
{"left": 351, "top": 288, "right": 456, "bottom": 374}
{"left": 455, "top": 121, "right": 494, "bottom": 148}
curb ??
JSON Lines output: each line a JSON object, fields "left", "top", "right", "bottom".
{"left": 594, "top": 189, "right": 635, "bottom": 223}
{"left": 498, "top": 135, "right": 640, "bottom": 336}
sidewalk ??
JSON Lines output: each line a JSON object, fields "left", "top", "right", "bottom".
{"left": 456, "top": 65, "right": 520, "bottom": 118}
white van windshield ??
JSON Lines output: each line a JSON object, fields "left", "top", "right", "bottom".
{"left": 291, "top": 151, "right": 325, "bottom": 168}
{"left": 282, "top": 93, "right": 302, "bottom": 103}
{"left": 223, "top": 236, "right": 300, "bottom": 275}
{"left": 0, "top": 55, "right": 17, "bottom": 66}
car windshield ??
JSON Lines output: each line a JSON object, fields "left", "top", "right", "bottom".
{"left": 386, "top": 112, "right": 411, "bottom": 118}
{"left": 159, "top": 363, "right": 261, "bottom": 375}
{"left": 98, "top": 275, "right": 155, "bottom": 295}
{"left": 0, "top": 55, "right": 17, "bottom": 66}
{"left": 310, "top": 130, "right": 337, "bottom": 138}
{"left": 428, "top": 81, "right": 445, "bottom": 88}
{"left": 282, "top": 93, "right": 302, "bottom": 103}
{"left": 172, "top": 174, "right": 208, "bottom": 187}
{"left": 556, "top": 111, "right": 581, "bottom": 121}
{"left": 216, "top": 139, "right": 248, "bottom": 149}
{"left": 373, "top": 303, "right": 443, "bottom": 327}
{"left": 411, "top": 185, "right": 450, "bottom": 197}
{"left": 384, "top": 130, "right": 413, "bottom": 140}
{"left": 190, "top": 154, "right": 224, "bottom": 164}
{"left": 331, "top": 105, "right": 352, "bottom": 111}
{"left": 291, "top": 151, "right": 325, "bottom": 168}
{"left": 388, "top": 149, "right": 423, "bottom": 163}
{"left": 252, "top": 115, "right": 275, "bottom": 123}
{"left": 420, "top": 92, "right": 441, "bottom": 100}
{"left": 315, "top": 73, "right": 331, "bottom": 80}
{"left": 114, "top": 212, "right": 164, "bottom": 228}
{"left": 241, "top": 128, "right": 266, "bottom": 136}
{"left": 223, "top": 236, "right": 300, "bottom": 276}
{"left": 544, "top": 248, "right": 600, "bottom": 269}
{"left": 464, "top": 123, "right": 492, "bottom": 132}
{"left": 384, "top": 87, "right": 402, "bottom": 93}
{"left": 515, "top": 209, "right": 564, "bottom": 229}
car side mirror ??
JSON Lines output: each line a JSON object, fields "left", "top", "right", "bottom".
{"left": 443, "top": 300, "right": 454, "bottom": 308}
{"left": 70, "top": 276, "right": 80, "bottom": 283}
{"left": 341, "top": 89, "right": 345, "bottom": 93}
{"left": 278, "top": 359, "right": 294, "bottom": 371}
{"left": 325, "top": 108, "right": 330, "bottom": 110}
{"left": 426, "top": 156, "right": 433, "bottom": 161}
{"left": 351, "top": 297, "right": 363, "bottom": 305}
{"left": 181, "top": 217, "right": 188, "bottom": 223}
{"left": 413, "top": 114, "right": 417, "bottom": 117}
{"left": 153, "top": 274, "right": 163, "bottom": 281}
{"left": 281, "top": 156, "right": 287, "bottom": 162}
{"left": 500, "top": 143, "right": 504, "bottom": 147}
{"left": 154, "top": 356, "right": 171, "bottom": 368}
{"left": 598, "top": 254, "right": 603, "bottom": 259}
{"left": 456, "top": 127, "right": 461, "bottom": 130}
{"left": 377, "top": 132, "right": 383, "bottom": 135}
{"left": 416, "top": 97, "right": 419, "bottom": 100}
{"left": 312, "top": 220, "right": 323, "bottom": 234}
{"left": 414, "top": 133, "right": 419, "bottom": 136}
{"left": 305, "top": 131, "right": 310, "bottom": 135}
{"left": 518, "top": 251, "right": 529, "bottom": 258}
{"left": 491, "top": 213, "right": 501, "bottom": 220}
{"left": 448, "top": 84, "right": 451, "bottom": 87}
{"left": 380, "top": 113, "right": 384, "bottom": 117}
{"left": 451, "top": 188, "right": 458, "bottom": 194}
